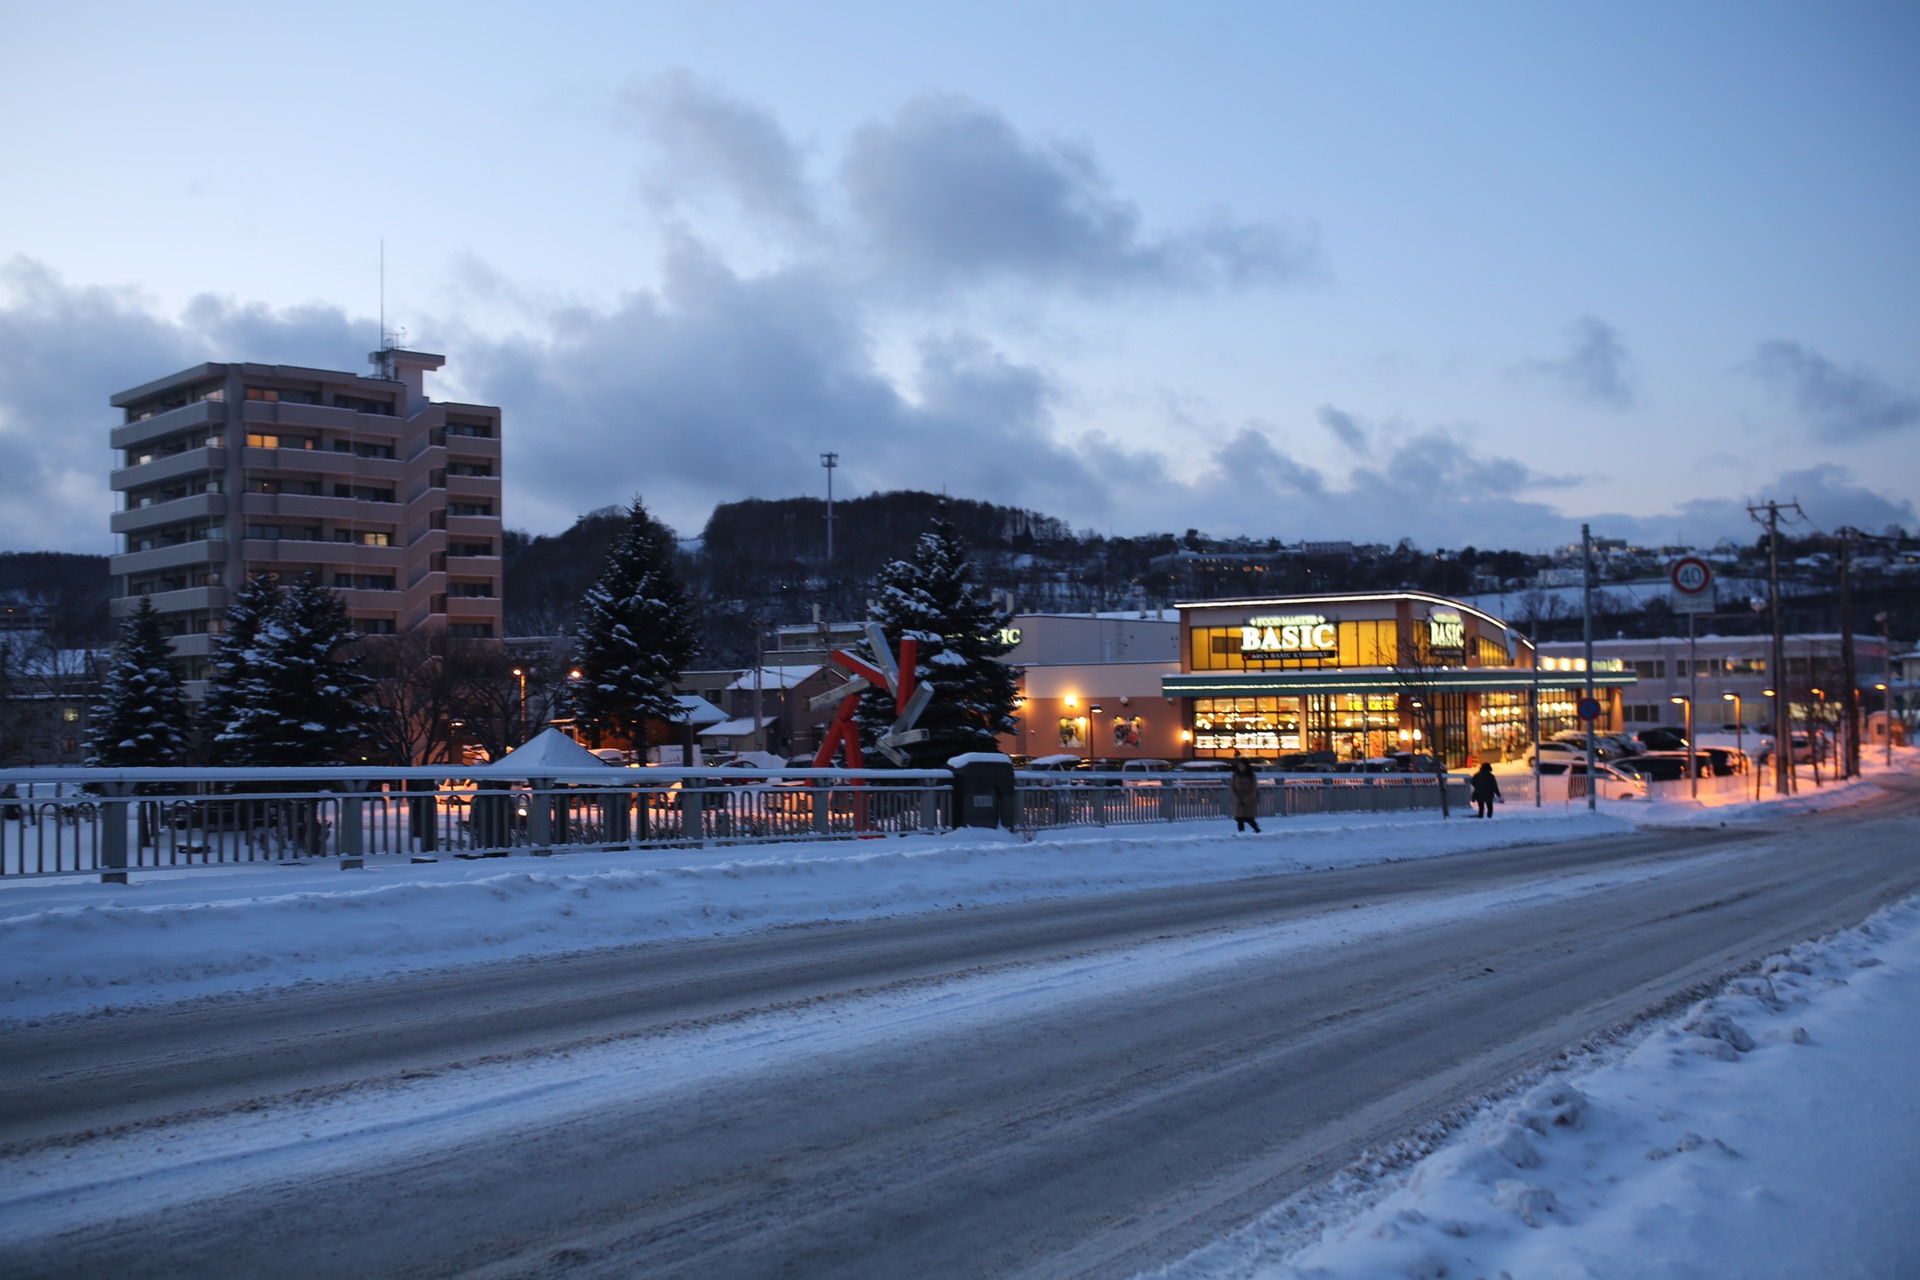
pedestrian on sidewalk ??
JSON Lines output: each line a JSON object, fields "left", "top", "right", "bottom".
{"left": 1470, "top": 761, "right": 1501, "bottom": 818}
{"left": 1230, "top": 756, "right": 1262, "bottom": 833}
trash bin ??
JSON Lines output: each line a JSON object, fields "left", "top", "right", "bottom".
{"left": 948, "top": 752, "right": 1018, "bottom": 829}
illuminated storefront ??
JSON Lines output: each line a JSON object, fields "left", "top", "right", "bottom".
{"left": 1163, "top": 592, "right": 1636, "bottom": 766}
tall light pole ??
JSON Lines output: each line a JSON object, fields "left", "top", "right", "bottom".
{"left": 512, "top": 666, "right": 527, "bottom": 741}
{"left": 820, "top": 452, "right": 838, "bottom": 567}
{"left": 1763, "top": 688, "right": 1777, "bottom": 792}
{"left": 1723, "top": 692, "right": 1748, "bottom": 800}
{"left": 1088, "top": 703, "right": 1104, "bottom": 767}
{"left": 1671, "top": 695, "right": 1695, "bottom": 797}
{"left": 1878, "top": 610, "right": 1893, "bottom": 769}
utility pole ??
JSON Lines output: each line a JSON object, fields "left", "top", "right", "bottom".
{"left": 1582, "top": 524, "right": 1596, "bottom": 812}
{"left": 820, "top": 453, "right": 838, "bottom": 567}
{"left": 1837, "top": 527, "right": 1859, "bottom": 779}
{"left": 1750, "top": 500, "right": 1803, "bottom": 796}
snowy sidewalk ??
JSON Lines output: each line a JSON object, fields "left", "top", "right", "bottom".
{"left": 1155, "top": 893, "right": 1920, "bottom": 1280}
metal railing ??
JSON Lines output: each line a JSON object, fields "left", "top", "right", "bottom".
{"left": 1011, "top": 773, "right": 1470, "bottom": 832}
{"left": 1, "top": 765, "right": 1470, "bottom": 881}
{"left": 0, "top": 766, "right": 953, "bottom": 880}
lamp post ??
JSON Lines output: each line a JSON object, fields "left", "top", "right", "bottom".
{"left": 1670, "top": 695, "right": 1695, "bottom": 797}
{"left": 511, "top": 666, "right": 527, "bottom": 742}
{"left": 1810, "top": 687, "right": 1826, "bottom": 787}
{"left": 566, "top": 668, "right": 583, "bottom": 743}
{"left": 1876, "top": 683, "right": 1891, "bottom": 769}
{"left": 1762, "top": 688, "right": 1777, "bottom": 793}
{"left": 1723, "top": 692, "right": 1750, "bottom": 801}
{"left": 1876, "top": 610, "right": 1893, "bottom": 770}
{"left": 1088, "top": 703, "right": 1104, "bottom": 767}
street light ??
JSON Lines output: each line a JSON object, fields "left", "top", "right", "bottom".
{"left": 1088, "top": 703, "right": 1104, "bottom": 766}
{"left": 1762, "top": 688, "right": 1780, "bottom": 792}
{"left": 1670, "top": 695, "right": 1696, "bottom": 797}
{"left": 1877, "top": 610, "right": 1893, "bottom": 769}
{"left": 1723, "top": 692, "right": 1749, "bottom": 801}
{"left": 511, "top": 666, "right": 527, "bottom": 741}
{"left": 1810, "top": 688, "right": 1827, "bottom": 786}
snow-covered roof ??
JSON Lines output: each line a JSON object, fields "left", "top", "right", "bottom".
{"left": 697, "top": 715, "right": 778, "bottom": 739}
{"left": 484, "top": 727, "right": 611, "bottom": 773}
{"left": 723, "top": 665, "right": 823, "bottom": 692}
{"left": 671, "top": 695, "right": 728, "bottom": 727}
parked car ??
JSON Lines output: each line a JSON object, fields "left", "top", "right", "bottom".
{"left": 1331, "top": 757, "right": 1401, "bottom": 774}
{"left": 1535, "top": 758, "right": 1647, "bottom": 799}
{"left": 1178, "top": 760, "right": 1234, "bottom": 774}
{"left": 1390, "top": 751, "right": 1439, "bottom": 774}
{"left": 1701, "top": 746, "right": 1750, "bottom": 777}
{"left": 1636, "top": 727, "right": 1690, "bottom": 753}
{"left": 1118, "top": 759, "right": 1174, "bottom": 785}
{"left": 1614, "top": 751, "right": 1714, "bottom": 783}
{"left": 1547, "top": 731, "right": 1630, "bottom": 761}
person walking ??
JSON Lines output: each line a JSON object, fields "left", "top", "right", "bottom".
{"left": 1470, "top": 761, "right": 1501, "bottom": 818}
{"left": 1229, "top": 756, "right": 1262, "bottom": 833}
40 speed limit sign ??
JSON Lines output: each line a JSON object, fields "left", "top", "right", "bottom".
{"left": 1670, "top": 556, "right": 1714, "bottom": 613}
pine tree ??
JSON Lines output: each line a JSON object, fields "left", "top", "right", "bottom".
{"left": 86, "top": 596, "right": 190, "bottom": 767}
{"left": 214, "top": 575, "right": 372, "bottom": 765}
{"left": 200, "top": 572, "right": 283, "bottom": 765}
{"left": 858, "top": 505, "right": 1021, "bottom": 765}
{"left": 571, "top": 497, "right": 697, "bottom": 746}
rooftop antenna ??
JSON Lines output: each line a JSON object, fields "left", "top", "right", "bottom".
{"left": 374, "top": 239, "right": 395, "bottom": 378}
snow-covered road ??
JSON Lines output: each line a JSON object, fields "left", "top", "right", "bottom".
{"left": 1, "top": 755, "right": 1913, "bottom": 1277}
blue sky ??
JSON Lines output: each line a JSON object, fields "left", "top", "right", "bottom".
{"left": 2, "top": 0, "right": 1915, "bottom": 554}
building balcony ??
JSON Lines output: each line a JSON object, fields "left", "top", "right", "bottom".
{"left": 111, "top": 541, "right": 225, "bottom": 578}
{"left": 111, "top": 447, "right": 224, "bottom": 491}
{"left": 112, "top": 491, "right": 226, "bottom": 535}
{"left": 445, "top": 595, "right": 502, "bottom": 622}
{"left": 445, "top": 514, "right": 499, "bottom": 539}
{"left": 110, "top": 399, "right": 225, "bottom": 451}
{"left": 445, "top": 553, "right": 501, "bottom": 575}
{"left": 110, "top": 585, "right": 227, "bottom": 618}
{"left": 162, "top": 633, "right": 218, "bottom": 660}
{"left": 444, "top": 473, "right": 499, "bottom": 499}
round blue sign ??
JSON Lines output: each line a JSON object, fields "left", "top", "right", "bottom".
{"left": 1577, "top": 697, "right": 1602, "bottom": 721}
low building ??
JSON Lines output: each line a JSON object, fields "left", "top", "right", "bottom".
{"left": 1161, "top": 592, "right": 1633, "bottom": 767}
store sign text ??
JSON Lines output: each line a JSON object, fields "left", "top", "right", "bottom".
{"left": 1240, "top": 615, "right": 1336, "bottom": 655}
{"left": 1427, "top": 611, "right": 1465, "bottom": 651}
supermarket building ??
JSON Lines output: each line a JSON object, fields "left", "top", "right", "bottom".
{"left": 1003, "top": 592, "right": 1636, "bottom": 767}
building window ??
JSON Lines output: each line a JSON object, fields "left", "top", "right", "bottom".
{"left": 246, "top": 432, "right": 314, "bottom": 450}
{"left": 454, "top": 541, "right": 492, "bottom": 557}
{"left": 358, "top": 618, "right": 397, "bottom": 635}
{"left": 450, "top": 623, "right": 494, "bottom": 639}
{"left": 446, "top": 421, "right": 493, "bottom": 438}
{"left": 452, "top": 582, "right": 495, "bottom": 598}
{"left": 450, "top": 502, "right": 493, "bottom": 517}
{"left": 447, "top": 461, "right": 494, "bottom": 477}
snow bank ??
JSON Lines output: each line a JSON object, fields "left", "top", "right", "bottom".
{"left": 0, "top": 809, "right": 1627, "bottom": 1023}
{"left": 1157, "top": 894, "right": 1920, "bottom": 1279}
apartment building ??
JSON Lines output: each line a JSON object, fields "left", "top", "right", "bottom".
{"left": 109, "top": 349, "right": 503, "bottom": 683}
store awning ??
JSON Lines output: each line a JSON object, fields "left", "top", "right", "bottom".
{"left": 1162, "top": 668, "right": 1638, "bottom": 698}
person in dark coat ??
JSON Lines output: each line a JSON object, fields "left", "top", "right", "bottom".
{"left": 1470, "top": 762, "right": 1501, "bottom": 818}
{"left": 1229, "top": 757, "right": 1262, "bottom": 833}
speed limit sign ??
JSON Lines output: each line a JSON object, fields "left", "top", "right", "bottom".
{"left": 1670, "top": 557, "right": 1712, "bottom": 594}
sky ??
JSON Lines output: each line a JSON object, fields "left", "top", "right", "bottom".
{"left": 2, "top": 0, "right": 1916, "bottom": 556}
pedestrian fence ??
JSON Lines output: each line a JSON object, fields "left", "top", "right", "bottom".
{"left": 0, "top": 765, "right": 1469, "bottom": 881}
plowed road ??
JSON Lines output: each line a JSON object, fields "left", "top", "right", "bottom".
{"left": 5, "top": 780, "right": 1917, "bottom": 1279}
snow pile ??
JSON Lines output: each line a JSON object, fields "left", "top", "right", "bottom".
{"left": 0, "top": 809, "right": 1628, "bottom": 1023}
{"left": 1158, "top": 894, "right": 1920, "bottom": 1280}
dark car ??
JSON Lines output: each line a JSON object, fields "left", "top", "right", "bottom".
{"left": 1701, "top": 746, "right": 1749, "bottom": 777}
{"left": 1614, "top": 750, "right": 1712, "bottom": 783}
{"left": 1636, "top": 727, "right": 1690, "bottom": 753}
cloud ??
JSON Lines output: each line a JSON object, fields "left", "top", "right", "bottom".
{"left": 0, "top": 258, "right": 375, "bottom": 553}
{"left": 1744, "top": 340, "right": 1920, "bottom": 441}
{"left": 1317, "top": 404, "right": 1369, "bottom": 454}
{"left": 840, "top": 93, "right": 1321, "bottom": 296}
{"left": 449, "top": 237, "right": 1100, "bottom": 540}
{"left": 1514, "top": 315, "right": 1636, "bottom": 410}
{"left": 620, "top": 72, "right": 817, "bottom": 231}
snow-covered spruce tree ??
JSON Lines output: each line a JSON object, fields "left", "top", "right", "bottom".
{"left": 199, "top": 572, "right": 283, "bottom": 764}
{"left": 86, "top": 595, "right": 190, "bottom": 767}
{"left": 857, "top": 505, "right": 1021, "bottom": 765}
{"left": 213, "top": 575, "right": 372, "bottom": 766}
{"left": 570, "top": 497, "right": 696, "bottom": 747}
